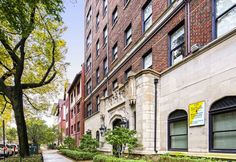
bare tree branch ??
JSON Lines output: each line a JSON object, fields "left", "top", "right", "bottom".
{"left": 0, "top": 60, "right": 11, "bottom": 71}
{"left": 0, "top": 93, "right": 11, "bottom": 114}
{"left": 23, "top": 93, "right": 40, "bottom": 111}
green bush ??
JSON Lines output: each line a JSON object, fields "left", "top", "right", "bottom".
{"left": 159, "top": 154, "right": 230, "bottom": 162}
{"left": 93, "top": 154, "right": 147, "bottom": 162}
{"left": 64, "top": 136, "right": 76, "bottom": 149}
{"left": 60, "top": 149, "right": 96, "bottom": 160}
{"left": 79, "top": 134, "right": 99, "bottom": 152}
{"left": 5, "top": 155, "right": 42, "bottom": 162}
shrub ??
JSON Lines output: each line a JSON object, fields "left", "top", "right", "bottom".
{"left": 105, "top": 127, "right": 139, "bottom": 157}
{"left": 64, "top": 136, "right": 76, "bottom": 149}
{"left": 79, "top": 134, "right": 99, "bottom": 152}
{"left": 159, "top": 154, "right": 230, "bottom": 162}
{"left": 60, "top": 149, "right": 96, "bottom": 160}
{"left": 93, "top": 154, "right": 147, "bottom": 162}
{"left": 5, "top": 155, "right": 43, "bottom": 162}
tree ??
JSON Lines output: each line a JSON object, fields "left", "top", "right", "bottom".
{"left": 105, "top": 127, "right": 139, "bottom": 157}
{"left": 0, "top": 0, "right": 66, "bottom": 157}
{"left": 6, "top": 127, "right": 17, "bottom": 143}
{"left": 79, "top": 134, "right": 99, "bottom": 152}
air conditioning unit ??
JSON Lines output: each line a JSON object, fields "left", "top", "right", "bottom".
{"left": 191, "top": 44, "right": 201, "bottom": 53}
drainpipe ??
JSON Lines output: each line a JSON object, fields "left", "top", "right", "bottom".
{"left": 154, "top": 79, "right": 158, "bottom": 153}
{"left": 185, "top": 0, "right": 191, "bottom": 55}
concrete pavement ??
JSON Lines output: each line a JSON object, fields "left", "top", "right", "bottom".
{"left": 43, "top": 150, "right": 73, "bottom": 162}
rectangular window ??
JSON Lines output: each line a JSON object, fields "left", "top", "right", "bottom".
{"left": 96, "top": 68, "right": 100, "bottom": 84}
{"left": 215, "top": 0, "right": 236, "bottom": 37}
{"left": 143, "top": 51, "right": 152, "bottom": 69}
{"left": 86, "top": 79, "right": 92, "bottom": 95}
{"left": 112, "top": 7, "right": 118, "bottom": 25}
{"left": 77, "top": 102, "right": 80, "bottom": 114}
{"left": 71, "top": 125, "right": 73, "bottom": 134}
{"left": 125, "top": 66, "right": 132, "bottom": 81}
{"left": 113, "top": 79, "right": 118, "bottom": 90}
{"left": 143, "top": 0, "right": 152, "bottom": 32}
{"left": 104, "top": 88, "right": 108, "bottom": 97}
{"left": 86, "top": 54, "right": 92, "bottom": 71}
{"left": 86, "top": 31, "right": 92, "bottom": 48}
{"left": 71, "top": 109, "right": 73, "bottom": 118}
{"left": 103, "top": 57, "right": 108, "bottom": 76}
{"left": 125, "top": 25, "right": 132, "bottom": 46}
{"left": 103, "top": 0, "right": 108, "bottom": 16}
{"left": 87, "top": 102, "right": 92, "bottom": 117}
{"left": 96, "top": 95, "right": 100, "bottom": 111}
{"left": 170, "top": 25, "right": 185, "bottom": 66}
{"left": 103, "top": 25, "right": 108, "bottom": 45}
{"left": 96, "top": 40, "right": 100, "bottom": 56}
{"left": 170, "top": 120, "right": 187, "bottom": 149}
{"left": 77, "top": 121, "right": 80, "bottom": 132}
{"left": 96, "top": 12, "right": 100, "bottom": 30}
{"left": 124, "top": 0, "right": 129, "bottom": 6}
{"left": 112, "top": 43, "right": 118, "bottom": 60}
{"left": 86, "top": 7, "right": 92, "bottom": 24}
{"left": 77, "top": 83, "right": 80, "bottom": 95}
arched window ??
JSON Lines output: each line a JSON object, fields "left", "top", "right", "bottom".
{"left": 209, "top": 96, "right": 236, "bottom": 152}
{"left": 96, "top": 130, "right": 100, "bottom": 142}
{"left": 168, "top": 110, "right": 188, "bottom": 151}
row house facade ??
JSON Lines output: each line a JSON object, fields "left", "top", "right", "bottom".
{"left": 83, "top": 0, "right": 236, "bottom": 155}
{"left": 56, "top": 65, "right": 85, "bottom": 146}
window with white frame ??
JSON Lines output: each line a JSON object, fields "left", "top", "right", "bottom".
{"left": 103, "top": 0, "right": 108, "bottom": 15}
{"left": 112, "top": 43, "right": 118, "bottom": 60}
{"left": 112, "top": 7, "right": 118, "bottom": 24}
{"left": 125, "top": 25, "right": 132, "bottom": 46}
{"left": 103, "top": 88, "right": 108, "bottom": 97}
{"left": 86, "top": 7, "right": 92, "bottom": 24}
{"left": 87, "top": 31, "right": 92, "bottom": 48}
{"left": 96, "top": 40, "right": 100, "bottom": 56}
{"left": 86, "top": 54, "right": 92, "bottom": 71}
{"left": 143, "top": 51, "right": 152, "bottom": 69}
{"left": 96, "top": 67, "right": 100, "bottom": 84}
{"left": 125, "top": 66, "right": 132, "bottom": 81}
{"left": 215, "top": 0, "right": 236, "bottom": 37}
{"left": 103, "top": 25, "right": 108, "bottom": 45}
{"left": 103, "top": 57, "right": 108, "bottom": 76}
{"left": 96, "top": 95, "right": 100, "bottom": 111}
{"left": 87, "top": 102, "right": 92, "bottom": 117}
{"left": 170, "top": 25, "right": 185, "bottom": 66}
{"left": 96, "top": 12, "right": 100, "bottom": 30}
{"left": 112, "top": 79, "right": 118, "bottom": 90}
{"left": 86, "top": 79, "right": 92, "bottom": 95}
{"left": 143, "top": 0, "right": 152, "bottom": 32}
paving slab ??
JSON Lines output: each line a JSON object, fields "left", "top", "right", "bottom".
{"left": 43, "top": 150, "right": 73, "bottom": 162}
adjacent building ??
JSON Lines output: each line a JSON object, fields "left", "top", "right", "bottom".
{"left": 56, "top": 65, "right": 85, "bottom": 146}
{"left": 84, "top": 0, "right": 236, "bottom": 155}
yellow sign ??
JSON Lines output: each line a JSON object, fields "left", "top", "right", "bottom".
{"left": 189, "top": 101, "right": 205, "bottom": 127}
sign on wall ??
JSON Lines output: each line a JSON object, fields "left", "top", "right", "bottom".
{"left": 189, "top": 101, "right": 205, "bottom": 127}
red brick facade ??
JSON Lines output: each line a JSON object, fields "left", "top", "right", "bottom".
{"left": 84, "top": 0, "right": 214, "bottom": 119}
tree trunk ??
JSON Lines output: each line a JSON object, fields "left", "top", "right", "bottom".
{"left": 12, "top": 89, "right": 30, "bottom": 157}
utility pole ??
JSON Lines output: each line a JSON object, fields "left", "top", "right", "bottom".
{"left": 2, "top": 119, "right": 5, "bottom": 161}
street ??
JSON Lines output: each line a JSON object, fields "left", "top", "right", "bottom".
{"left": 43, "top": 150, "right": 73, "bottom": 162}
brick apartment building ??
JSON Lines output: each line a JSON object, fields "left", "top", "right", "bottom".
{"left": 84, "top": 0, "right": 236, "bottom": 155}
{"left": 56, "top": 65, "right": 85, "bottom": 146}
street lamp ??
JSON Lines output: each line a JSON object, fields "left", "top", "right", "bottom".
{"left": 1, "top": 113, "right": 6, "bottom": 160}
{"left": 99, "top": 124, "right": 107, "bottom": 136}
{"left": 120, "top": 117, "right": 129, "bottom": 128}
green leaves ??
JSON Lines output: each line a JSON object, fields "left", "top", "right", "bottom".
{"left": 105, "top": 127, "right": 139, "bottom": 156}
{"left": 79, "top": 134, "right": 99, "bottom": 152}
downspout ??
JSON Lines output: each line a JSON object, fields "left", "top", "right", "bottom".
{"left": 185, "top": 0, "right": 191, "bottom": 55}
{"left": 154, "top": 79, "right": 158, "bottom": 153}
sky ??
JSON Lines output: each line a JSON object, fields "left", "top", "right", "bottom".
{"left": 62, "top": 0, "right": 85, "bottom": 83}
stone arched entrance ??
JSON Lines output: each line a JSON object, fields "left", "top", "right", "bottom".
{"left": 112, "top": 118, "right": 122, "bottom": 156}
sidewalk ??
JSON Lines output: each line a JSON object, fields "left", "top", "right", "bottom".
{"left": 43, "top": 150, "right": 73, "bottom": 162}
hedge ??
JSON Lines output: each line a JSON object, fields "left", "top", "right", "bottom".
{"left": 4, "top": 155, "right": 43, "bottom": 162}
{"left": 60, "top": 149, "right": 96, "bottom": 160}
{"left": 93, "top": 155, "right": 147, "bottom": 162}
{"left": 159, "top": 155, "right": 233, "bottom": 162}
